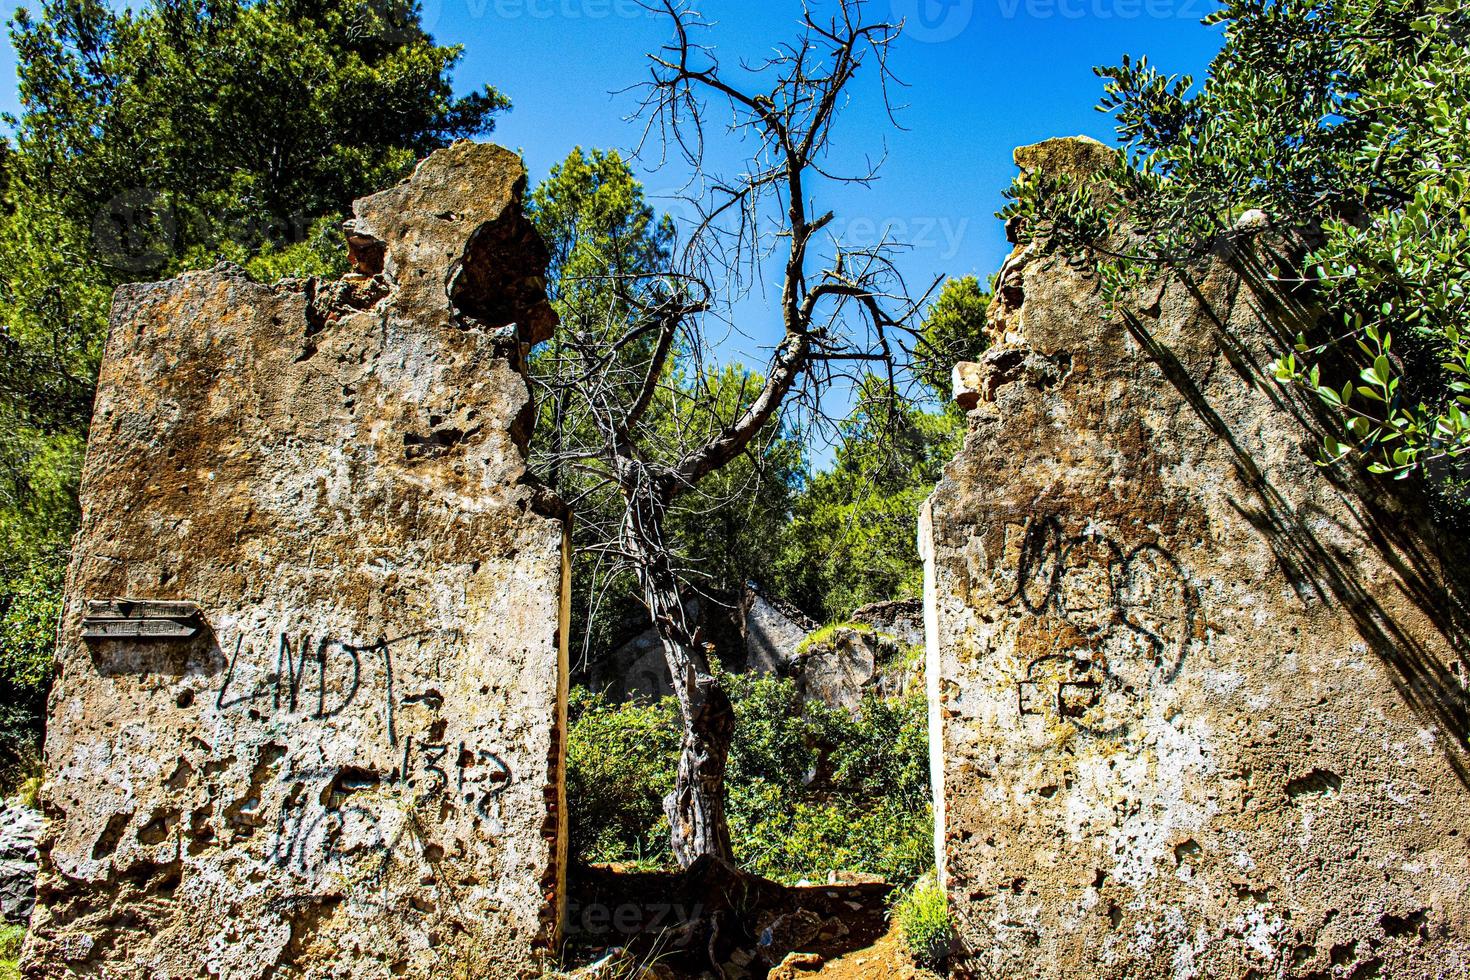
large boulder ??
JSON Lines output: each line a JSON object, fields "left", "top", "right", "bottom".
{"left": 24, "top": 143, "right": 570, "bottom": 980}
{"left": 922, "top": 138, "right": 1470, "bottom": 978}
{"left": 849, "top": 599, "right": 924, "bottom": 648}
{"left": 789, "top": 625, "right": 912, "bottom": 711}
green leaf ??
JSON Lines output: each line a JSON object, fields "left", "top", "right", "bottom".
{"left": 1374, "top": 355, "right": 1392, "bottom": 385}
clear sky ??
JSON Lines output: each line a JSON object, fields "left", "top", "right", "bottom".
{"left": 0, "top": 0, "right": 1223, "bottom": 375}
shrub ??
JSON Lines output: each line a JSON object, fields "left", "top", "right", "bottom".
{"left": 563, "top": 673, "right": 934, "bottom": 886}
{"left": 0, "top": 557, "right": 62, "bottom": 787}
{"left": 893, "top": 874, "right": 951, "bottom": 972}
{"left": 564, "top": 687, "right": 680, "bottom": 868}
{"left": 729, "top": 783, "right": 932, "bottom": 886}
{"left": 0, "top": 925, "right": 23, "bottom": 980}
{"left": 721, "top": 677, "right": 934, "bottom": 885}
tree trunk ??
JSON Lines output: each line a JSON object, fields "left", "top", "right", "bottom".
{"left": 662, "top": 652, "right": 735, "bottom": 867}
{"left": 624, "top": 470, "right": 735, "bottom": 867}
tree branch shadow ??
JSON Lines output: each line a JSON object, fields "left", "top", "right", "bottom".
{"left": 1120, "top": 237, "right": 1470, "bottom": 788}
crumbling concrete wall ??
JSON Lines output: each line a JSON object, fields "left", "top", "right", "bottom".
{"left": 922, "top": 137, "right": 1470, "bottom": 978}
{"left": 24, "top": 142, "right": 569, "bottom": 980}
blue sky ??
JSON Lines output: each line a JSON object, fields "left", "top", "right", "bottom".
{"left": 0, "top": 0, "right": 1223, "bottom": 378}
{"left": 445, "top": 0, "right": 1221, "bottom": 293}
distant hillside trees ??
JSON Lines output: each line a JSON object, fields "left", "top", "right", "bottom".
{"left": 772, "top": 276, "right": 988, "bottom": 622}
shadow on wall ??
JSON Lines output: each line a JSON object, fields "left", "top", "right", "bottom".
{"left": 1125, "top": 232, "right": 1470, "bottom": 787}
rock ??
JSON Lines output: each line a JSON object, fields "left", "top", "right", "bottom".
{"left": 1011, "top": 134, "right": 1117, "bottom": 182}
{"left": 921, "top": 140, "right": 1470, "bottom": 977}
{"left": 849, "top": 599, "right": 924, "bottom": 648}
{"left": 0, "top": 802, "right": 42, "bottom": 862}
{"left": 790, "top": 625, "right": 907, "bottom": 711}
{"left": 756, "top": 909, "right": 824, "bottom": 965}
{"left": 1003, "top": 136, "right": 1120, "bottom": 248}
{"left": 745, "top": 588, "right": 816, "bottom": 675}
{"left": 0, "top": 802, "right": 42, "bottom": 925}
{"left": 593, "top": 624, "right": 676, "bottom": 701}
{"left": 952, "top": 360, "right": 985, "bottom": 410}
{"left": 0, "top": 861, "right": 34, "bottom": 926}
{"left": 25, "top": 143, "right": 570, "bottom": 980}
{"left": 1232, "top": 207, "right": 1270, "bottom": 233}
{"left": 769, "top": 950, "right": 825, "bottom": 976}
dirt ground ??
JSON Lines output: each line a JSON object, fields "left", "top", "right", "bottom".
{"left": 563, "top": 861, "right": 933, "bottom": 978}
{"left": 768, "top": 919, "right": 940, "bottom": 980}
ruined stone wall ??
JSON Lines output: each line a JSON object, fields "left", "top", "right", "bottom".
{"left": 922, "top": 138, "right": 1470, "bottom": 978}
{"left": 24, "top": 142, "right": 569, "bottom": 980}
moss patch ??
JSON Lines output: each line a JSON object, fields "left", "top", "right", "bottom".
{"left": 794, "top": 621, "right": 891, "bottom": 656}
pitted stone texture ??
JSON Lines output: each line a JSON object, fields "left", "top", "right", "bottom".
{"left": 24, "top": 143, "right": 569, "bottom": 980}
{"left": 922, "top": 139, "right": 1470, "bottom": 979}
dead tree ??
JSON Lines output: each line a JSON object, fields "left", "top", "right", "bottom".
{"left": 534, "top": 0, "right": 927, "bottom": 867}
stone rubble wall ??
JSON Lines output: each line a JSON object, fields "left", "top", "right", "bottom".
{"left": 922, "top": 138, "right": 1470, "bottom": 979}
{"left": 0, "top": 802, "right": 42, "bottom": 926}
{"left": 745, "top": 590, "right": 817, "bottom": 678}
{"left": 23, "top": 142, "right": 569, "bottom": 980}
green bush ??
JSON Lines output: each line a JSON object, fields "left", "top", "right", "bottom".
{"left": 563, "top": 674, "right": 934, "bottom": 886}
{"left": 721, "top": 672, "right": 933, "bottom": 885}
{"left": 729, "top": 782, "right": 932, "bottom": 886}
{"left": 892, "top": 874, "right": 951, "bottom": 971}
{"left": 565, "top": 688, "right": 680, "bottom": 868}
{"left": 0, "top": 556, "right": 63, "bottom": 786}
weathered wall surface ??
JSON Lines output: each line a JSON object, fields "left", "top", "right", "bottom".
{"left": 24, "top": 142, "right": 569, "bottom": 980}
{"left": 923, "top": 137, "right": 1470, "bottom": 978}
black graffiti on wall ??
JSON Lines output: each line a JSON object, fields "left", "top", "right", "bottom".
{"left": 396, "top": 735, "right": 513, "bottom": 817}
{"left": 268, "top": 736, "right": 516, "bottom": 877}
{"left": 197, "top": 629, "right": 523, "bottom": 884}
{"left": 216, "top": 631, "right": 411, "bottom": 744}
{"left": 1000, "top": 516, "right": 1196, "bottom": 735}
